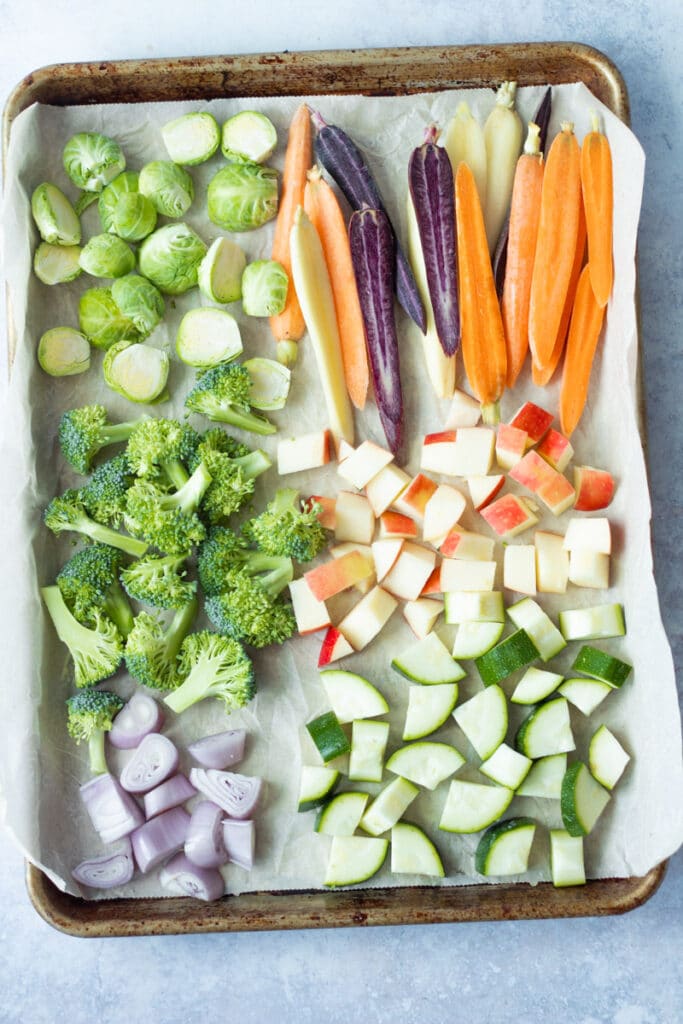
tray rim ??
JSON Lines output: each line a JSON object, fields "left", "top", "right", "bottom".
{"left": 3, "top": 40, "right": 663, "bottom": 936}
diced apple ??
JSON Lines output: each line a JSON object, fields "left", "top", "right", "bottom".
{"left": 338, "top": 586, "right": 398, "bottom": 651}
{"left": 393, "top": 473, "right": 438, "bottom": 521}
{"left": 371, "top": 539, "right": 404, "bottom": 583}
{"left": 444, "top": 388, "right": 481, "bottom": 428}
{"left": 563, "top": 517, "right": 611, "bottom": 554}
{"left": 277, "top": 430, "right": 332, "bottom": 474}
{"left": 382, "top": 543, "right": 437, "bottom": 602}
{"left": 334, "top": 491, "right": 375, "bottom": 545}
{"left": 365, "top": 465, "right": 411, "bottom": 517}
{"left": 379, "top": 511, "right": 419, "bottom": 539}
{"left": 288, "top": 578, "right": 332, "bottom": 634}
{"left": 421, "top": 566, "right": 442, "bottom": 596}
{"left": 330, "top": 543, "right": 376, "bottom": 595}
{"left": 503, "top": 545, "right": 536, "bottom": 595}
{"left": 480, "top": 494, "right": 539, "bottom": 538}
{"left": 536, "top": 428, "right": 574, "bottom": 472}
{"left": 449, "top": 428, "right": 495, "bottom": 476}
{"left": 440, "top": 558, "right": 496, "bottom": 592}
{"left": 508, "top": 449, "right": 557, "bottom": 493}
{"left": 337, "top": 440, "right": 394, "bottom": 489}
{"left": 422, "top": 484, "right": 467, "bottom": 543}
{"left": 420, "top": 433, "right": 458, "bottom": 475}
{"left": 305, "top": 495, "right": 336, "bottom": 530}
{"left": 573, "top": 466, "right": 615, "bottom": 511}
{"left": 318, "top": 626, "right": 354, "bottom": 667}
{"left": 439, "top": 526, "right": 495, "bottom": 561}
{"left": 535, "top": 531, "right": 569, "bottom": 593}
{"left": 304, "top": 549, "right": 374, "bottom": 601}
{"left": 403, "top": 597, "right": 443, "bottom": 640}
{"left": 466, "top": 475, "right": 505, "bottom": 511}
{"left": 508, "top": 402, "right": 554, "bottom": 446}
{"left": 536, "top": 471, "right": 576, "bottom": 516}
{"left": 568, "top": 550, "right": 610, "bottom": 589}
{"left": 495, "top": 424, "right": 528, "bottom": 470}
{"left": 336, "top": 438, "right": 355, "bottom": 463}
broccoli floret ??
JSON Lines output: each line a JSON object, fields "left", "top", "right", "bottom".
{"left": 80, "top": 453, "right": 134, "bottom": 527}
{"left": 242, "top": 488, "right": 328, "bottom": 562}
{"left": 197, "top": 441, "right": 272, "bottom": 524}
{"left": 66, "top": 689, "right": 124, "bottom": 774}
{"left": 42, "top": 585, "right": 123, "bottom": 688}
{"left": 163, "top": 630, "right": 255, "bottom": 714}
{"left": 58, "top": 404, "right": 146, "bottom": 475}
{"left": 185, "top": 364, "right": 276, "bottom": 436}
{"left": 124, "top": 463, "right": 212, "bottom": 554}
{"left": 205, "top": 566, "right": 296, "bottom": 648}
{"left": 126, "top": 418, "right": 201, "bottom": 489}
{"left": 197, "top": 526, "right": 292, "bottom": 596}
{"left": 120, "top": 552, "right": 197, "bottom": 609}
{"left": 45, "top": 489, "right": 149, "bottom": 558}
{"left": 124, "top": 596, "right": 198, "bottom": 690}
{"left": 56, "top": 543, "right": 134, "bottom": 637}
{"left": 187, "top": 427, "right": 251, "bottom": 467}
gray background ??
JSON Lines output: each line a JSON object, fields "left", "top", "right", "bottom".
{"left": 0, "top": 2, "right": 680, "bottom": 1021}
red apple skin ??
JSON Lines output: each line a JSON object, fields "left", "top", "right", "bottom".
{"left": 306, "top": 495, "right": 336, "bottom": 529}
{"left": 573, "top": 467, "right": 615, "bottom": 511}
{"left": 424, "top": 430, "right": 457, "bottom": 445}
{"left": 537, "top": 471, "right": 576, "bottom": 514}
{"left": 318, "top": 627, "right": 351, "bottom": 667}
{"left": 421, "top": 566, "right": 442, "bottom": 595}
{"left": 495, "top": 424, "right": 528, "bottom": 466}
{"left": 304, "top": 551, "right": 373, "bottom": 601}
{"left": 480, "top": 494, "right": 536, "bottom": 536}
{"left": 509, "top": 402, "right": 554, "bottom": 445}
{"left": 509, "top": 450, "right": 557, "bottom": 493}
{"left": 379, "top": 511, "right": 419, "bottom": 539}
{"left": 468, "top": 475, "right": 505, "bottom": 511}
{"left": 439, "top": 530, "right": 462, "bottom": 557}
{"left": 536, "top": 429, "right": 574, "bottom": 472}
{"left": 396, "top": 473, "right": 438, "bottom": 517}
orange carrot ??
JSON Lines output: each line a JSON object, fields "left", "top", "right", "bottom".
{"left": 455, "top": 161, "right": 507, "bottom": 424}
{"left": 304, "top": 166, "right": 369, "bottom": 409}
{"left": 269, "top": 104, "right": 312, "bottom": 363}
{"left": 559, "top": 264, "right": 606, "bottom": 435}
{"left": 528, "top": 122, "right": 582, "bottom": 371}
{"left": 501, "top": 122, "right": 545, "bottom": 387}
{"left": 581, "top": 111, "right": 614, "bottom": 307}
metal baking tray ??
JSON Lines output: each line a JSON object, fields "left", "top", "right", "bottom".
{"left": 3, "top": 41, "right": 667, "bottom": 935}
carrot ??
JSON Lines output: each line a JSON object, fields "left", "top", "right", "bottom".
{"left": 455, "top": 161, "right": 507, "bottom": 424}
{"left": 559, "top": 264, "right": 606, "bottom": 435}
{"left": 269, "top": 104, "right": 312, "bottom": 364}
{"left": 528, "top": 122, "right": 582, "bottom": 371}
{"left": 303, "top": 166, "right": 369, "bottom": 409}
{"left": 581, "top": 111, "right": 614, "bottom": 307}
{"left": 501, "top": 122, "right": 544, "bottom": 388}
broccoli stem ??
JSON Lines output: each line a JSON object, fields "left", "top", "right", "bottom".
{"left": 217, "top": 408, "right": 276, "bottom": 436}
{"left": 164, "top": 669, "right": 211, "bottom": 714}
{"left": 101, "top": 420, "right": 145, "bottom": 447}
{"left": 88, "top": 730, "right": 108, "bottom": 774}
{"left": 235, "top": 450, "right": 272, "bottom": 480}
{"left": 164, "top": 458, "right": 190, "bottom": 490}
{"left": 104, "top": 582, "right": 135, "bottom": 638}
{"left": 160, "top": 463, "right": 212, "bottom": 514}
{"left": 259, "top": 561, "right": 294, "bottom": 598}
{"left": 80, "top": 516, "right": 149, "bottom": 558}
{"left": 166, "top": 597, "right": 200, "bottom": 664}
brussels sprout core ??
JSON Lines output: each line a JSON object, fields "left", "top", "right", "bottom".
{"left": 103, "top": 341, "right": 170, "bottom": 404}
{"left": 63, "top": 132, "right": 126, "bottom": 192}
{"left": 38, "top": 328, "right": 91, "bottom": 377}
{"left": 31, "top": 183, "right": 81, "bottom": 246}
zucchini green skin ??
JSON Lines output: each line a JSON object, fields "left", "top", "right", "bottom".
{"left": 571, "top": 646, "right": 632, "bottom": 687}
{"left": 475, "top": 629, "right": 539, "bottom": 685}
{"left": 560, "top": 761, "right": 610, "bottom": 836}
{"left": 306, "top": 711, "right": 351, "bottom": 763}
{"left": 474, "top": 816, "right": 536, "bottom": 875}
{"left": 515, "top": 697, "right": 573, "bottom": 758}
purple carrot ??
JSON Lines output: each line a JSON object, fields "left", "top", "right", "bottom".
{"left": 349, "top": 206, "right": 403, "bottom": 454}
{"left": 312, "top": 110, "right": 426, "bottom": 333}
{"left": 408, "top": 124, "right": 460, "bottom": 356}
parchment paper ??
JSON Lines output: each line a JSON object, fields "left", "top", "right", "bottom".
{"left": 1, "top": 83, "right": 681, "bottom": 900}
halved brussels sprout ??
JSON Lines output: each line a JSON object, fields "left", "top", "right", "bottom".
{"left": 243, "top": 357, "right": 291, "bottom": 410}
{"left": 78, "top": 286, "right": 142, "bottom": 350}
{"left": 31, "top": 183, "right": 81, "bottom": 246}
{"left": 103, "top": 340, "right": 169, "bottom": 404}
{"left": 37, "top": 327, "right": 91, "bottom": 377}
{"left": 175, "top": 308, "right": 243, "bottom": 368}
{"left": 33, "top": 242, "right": 82, "bottom": 285}
{"left": 139, "top": 161, "right": 194, "bottom": 218}
{"left": 111, "top": 274, "right": 165, "bottom": 337}
{"left": 221, "top": 111, "right": 277, "bottom": 164}
{"left": 99, "top": 171, "right": 139, "bottom": 232}
{"left": 138, "top": 223, "right": 207, "bottom": 295}
{"left": 109, "top": 193, "right": 157, "bottom": 241}
{"left": 161, "top": 112, "right": 221, "bottom": 166}
{"left": 240, "top": 259, "right": 288, "bottom": 316}
{"left": 63, "top": 132, "right": 126, "bottom": 192}
{"left": 207, "top": 163, "right": 278, "bottom": 232}
{"left": 79, "top": 234, "right": 136, "bottom": 279}
{"left": 197, "top": 237, "right": 246, "bottom": 303}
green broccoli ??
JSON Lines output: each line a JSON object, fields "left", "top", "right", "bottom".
{"left": 242, "top": 488, "right": 328, "bottom": 562}
{"left": 205, "top": 565, "right": 295, "bottom": 648}
{"left": 42, "top": 585, "right": 123, "bottom": 688}
{"left": 79, "top": 453, "right": 134, "bottom": 527}
{"left": 44, "top": 489, "right": 148, "bottom": 558}
{"left": 188, "top": 427, "right": 252, "bottom": 463}
{"left": 124, "top": 596, "right": 198, "bottom": 690}
{"left": 66, "top": 689, "right": 124, "bottom": 774}
{"left": 163, "top": 630, "right": 255, "bottom": 714}
{"left": 120, "top": 552, "right": 197, "bottom": 609}
{"left": 125, "top": 418, "right": 201, "bottom": 490}
{"left": 56, "top": 543, "right": 134, "bottom": 637}
{"left": 194, "top": 438, "right": 272, "bottom": 524}
{"left": 185, "top": 363, "right": 277, "bottom": 436}
{"left": 124, "top": 462, "right": 212, "bottom": 554}
{"left": 58, "top": 404, "right": 146, "bottom": 474}
{"left": 197, "top": 526, "right": 292, "bottom": 596}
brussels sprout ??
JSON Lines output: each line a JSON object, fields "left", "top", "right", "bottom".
{"left": 103, "top": 340, "right": 169, "bottom": 404}
{"left": 63, "top": 132, "right": 126, "bottom": 192}
{"left": 75, "top": 191, "right": 99, "bottom": 215}
{"left": 138, "top": 223, "right": 207, "bottom": 295}
{"left": 37, "top": 327, "right": 91, "bottom": 377}
{"left": 31, "top": 183, "right": 81, "bottom": 246}
{"left": 240, "top": 259, "right": 288, "bottom": 316}
{"left": 197, "top": 237, "right": 246, "bottom": 303}
{"left": 139, "top": 161, "right": 194, "bottom": 218}
{"left": 79, "top": 286, "right": 142, "bottom": 350}
{"left": 109, "top": 193, "right": 157, "bottom": 241}
{"left": 221, "top": 111, "right": 277, "bottom": 164}
{"left": 243, "top": 357, "right": 291, "bottom": 410}
{"left": 110, "top": 274, "right": 165, "bottom": 337}
{"left": 207, "top": 163, "right": 278, "bottom": 232}
{"left": 99, "top": 171, "right": 139, "bottom": 232}
{"left": 175, "top": 308, "right": 243, "bottom": 369}
{"left": 79, "top": 233, "right": 136, "bottom": 279}
{"left": 33, "top": 242, "right": 82, "bottom": 285}
{"left": 161, "top": 112, "right": 221, "bottom": 166}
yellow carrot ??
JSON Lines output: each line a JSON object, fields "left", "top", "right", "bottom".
{"left": 581, "top": 111, "right": 614, "bottom": 307}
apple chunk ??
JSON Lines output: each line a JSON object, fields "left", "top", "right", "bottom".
{"left": 421, "top": 566, "right": 442, "bottom": 596}
{"left": 277, "top": 430, "right": 332, "bottom": 474}
{"left": 420, "top": 432, "right": 458, "bottom": 476}
{"left": 508, "top": 449, "right": 557, "bottom": 493}
{"left": 334, "top": 491, "right": 375, "bottom": 545}
{"left": 568, "top": 550, "right": 610, "bottom": 589}
{"left": 495, "top": 424, "right": 527, "bottom": 470}
{"left": 403, "top": 597, "right": 443, "bottom": 640}
{"left": 330, "top": 543, "right": 375, "bottom": 595}
{"left": 536, "top": 428, "right": 574, "bottom": 472}
{"left": 318, "top": 626, "right": 354, "bottom": 667}
{"left": 365, "top": 465, "right": 411, "bottom": 516}
{"left": 536, "top": 471, "right": 576, "bottom": 516}
{"left": 535, "top": 531, "right": 569, "bottom": 593}
{"left": 423, "top": 484, "right": 467, "bottom": 543}
{"left": 379, "top": 511, "right": 419, "bottom": 539}
{"left": 289, "top": 578, "right": 331, "bottom": 634}
{"left": 382, "top": 543, "right": 437, "bottom": 601}
{"left": 440, "top": 526, "right": 495, "bottom": 561}
{"left": 393, "top": 473, "right": 438, "bottom": 521}
{"left": 445, "top": 388, "right": 481, "bottom": 428}
{"left": 371, "top": 539, "right": 404, "bottom": 583}
{"left": 467, "top": 475, "right": 505, "bottom": 511}
{"left": 337, "top": 440, "right": 394, "bottom": 489}
{"left": 508, "top": 402, "right": 554, "bottom": 446}
{"left": 480, "top": 493, "right": 539, "bottom": 538}
{"left": 440, "top": 558, "right": 497, "bottom": 592}
{"left": 573, "top": 466, "right": 615, "bottom": 511}
{"left": 503, "top": 545, "right": 536, "bottom": 595}
{"left": 450, "top": 428, "right": 495, "bottom": 476}
{"left": 338, "top": 586, "right": 398, "bottom": 651}
{"left": 563, "top": 517, "right": 611, "bottom": 554}
{"left": 305, "top": 549, "right": 374, "bottom": 601}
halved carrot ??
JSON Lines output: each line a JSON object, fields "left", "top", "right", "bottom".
{"left": 455, "top": 161, "right": 507, "bottom": 424}
{"left": 559, "top": 264, "right": 606, "bottom": 435}
{"left": 528, "top": 122, "right": 582, "bottom": 371}
{"left": 304, "top": 166, "right": 369, "bottom": 409}
{"left": 269, "top": 104, "right": 312, "bottom": 363}
{"left": 501, "top": 122, "right": 544, "bottom": 387}
{"left": 581, "top": 112, "right": 614, "bottom": 307}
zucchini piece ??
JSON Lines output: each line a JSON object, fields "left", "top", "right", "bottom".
{"left": 475, "top": 817, "right": 536, "bottom": 876}
{"left": 324, "top": 835, "right": 388, "bottom": 887}
{"left": 315, "top": 791, "right": 369, "bottom": 835}
{"left": 559, "top": 603, "right": 626, "bottom": 641}
{"left": 385, "top": 741, "right": 465, "bottom": 790}
{"left": 453, "top": 684, "right": 508, "bottom": 759}
{"left": 480, "top": 742, "right": 532, "bottom": 790}
{"left": 549, "top": 829, "right": 586, "bottom": 887}
{"left": 571, "top": 646, "right": 632, "bottom": 688}
{"left": 306, "top": 711, "right": 351, "bottom": 763}
{"left": 516, "top": 698, "right": 575, "bottom": 759}
{"left": 452, "top": 620, "right": 504, "bottom": 659}
{"left": 391, "top": 631, "right": 466, "bottom": 684}
{"left": 511, "top": 666, "right": 563, "bottom": 705}
{"left": 560, "top": 762, "right": 611, "bottom": 836}
{"left": 439, "top": 779, "right": 514, "bottom": 833}
{"left": 298, "top": 765, "right": 339, "bottom": 811}
{"left": 507, "top": 597, "right": 566, "bottom": 661}
{"left": 588, "top": 725, "right": 630, "bottom": 790}
{"left": 558, "top": 677, "right": 612, "bottom": 715}
{"left": 348, "top": 720, "right": 390, "bottom": 783}
{"left": 360, "top": 777, "right": 420, "bottom": 837}
{"left": 319, "top": 669, "right": 389, "bottom": 723}
{"left": 516, "top": 753, "right": 567, "bottom": 799}
{"left": 444, "top": 590, "right": 504, "bottom": 624}
{"left": 403, "top": 683, "right": 459, "bottom": 741}
{"left": 475, "top": 629, "right": 539, "bottom": 685}
{"left": 391, "top": 822, "right": 445, "bottom": 877}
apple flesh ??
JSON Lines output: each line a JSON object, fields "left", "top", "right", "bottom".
{"left": 536, "top": 428, "right": 574, "bottom": 472}
{"left": 334, "top": 490, "right": 376, "bottom": 545}
{"left": 277, "top": 430, "right": 332, "bottom": 474}
{"left": 305, "top": 495, "right": 336, "bottom": 529}
{"left": 536, "top": 471, "right": 576, "bottom": 516}
{"left": 304, "top": 549, "right": 374, "bottom": 601}
{"left": 365, "top": 465, "right": 411, "bottom": 516}
{"left": 393, "top": 473, "right": 438, "bottom": 521}
{"left": 450, "top": 427, "right": 495, "bottom": 476}
{"left": 318, "top": 626, "right": 355, "bottom": 667}
{"left": 568, "top": 550, "right": 610, "bottom": 589}
{"left": 503, "top": 545, "right": 537, "bottom": 595}
{"left": 403, "top": 597, "right": 443, "bottom": 639}
{"left": 338, "top": 586, "right": 398, "bottom": 651}
{"left": 508, "top": 449, "right": 557, "bottom": 493}
{"left": 382, "top": 542, "right": 437, "bottom": 602}
{"left": 573, "top": 466, "right": 615, "bottom": 511}
{"left": 439, "top": 526, "right": 495, "bottom": 561}
{"left": 495, "top": 424, "right": 528, "bottom": 470}
{"left": 330, "top": 543, "right": 376, "bottom": 595}
{"left": 421, "top": 566, "right": 442, "bottom": 596}
{"left": 336, "top": 438, "right": 355, "bottom": 463}
{"left": 440, "top": 558, "right": 497, "bottom": 592}
{"left": 422, "top": 484, "right": 467, "bottom": 543}
{"left": 371, "top": 539, "right": 404, "bottom": 583}
{"left": 288, "top": 578, "right": 331, "bottom": 634}
{"left": 379, "top": 511, "right": 419, "bottom": 539}
{"left": 508, "top": 402, "right": 554, "bottom": 446}
{"left": 535, "top": 531, "right": 569, "bottom": 593}
{"left": 563, "top": 517, "right": 611, "bottom": 554}
{"left": 337, "top": 440, "right": 394, "bottom": 489}
{"left": 445, "top": 388, "right": 481, "bottom": 428}
{"left": 466, "top": 475, "right": 505, "bottom": 511}
{"left": 480, "top": 493, "right": 539, "bottom": 538}
{"left": 420, "top": 432, "right": 458, "bottom": 475}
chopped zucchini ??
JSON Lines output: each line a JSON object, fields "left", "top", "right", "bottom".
{"left": 453, "top": 684, "right": 508, "bottom": 760}
{"left": 391, "top": 631, "right": 466, "bottom": 684}
{"left": 385, "top": 741, "right": 465, "bottom": 790}
{"left": 439, "top": 779, "right": 514, "bottom": 834}
{"left": 403, "top": 683, "right": 459, "bottom": 741}
{"left": 315, "top": 791, "right": 369, "bottom": 835}
{"left": 560, "top": 762, "right": 611, "bottom": 836}
{"left": 391, "top": 823, "right": 445, "bottom": 877}
{"left": 516, "top": 698, "right": 575, "bottom": 759}
{"left": 475, "top": 817, "right": 536, "bottom": 876}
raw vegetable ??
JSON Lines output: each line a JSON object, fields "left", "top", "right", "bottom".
{"left": 391, "top": 632, "right": 465, "bottom": 685}
{"left": 124, "top": 598, "right": 198, "bottom": 690}
{"left": 197, "top": 237, "right": 246, "bottom": 304}
{"left": 439, "top": 779, "right": 514, "bottom": 833}
{"left": 192, "top": 436, "right": 272, "bottom": 525}
{"left": 385, "top": 741, "right": 465, "bottom": 790}
{"left": 559, "top": 603, "right": 625, "bottom": 641}
{"left": 242, "top": 487, "right": 326, "bottom": 561}
{"left": 561, "top": 761, "right": 610, "bottom": 836}
{"left": 187, "top": 730, "right": 246, "bottom": 770}
{"left": 298, "top": 765, "right": 339, "bottom": 811}
{"left": 38, "top": 327, "right": 90, "bottom": 377}
{"left": 144, "top": 774, "right": 196, "bottom": 819}
{"left": 41, "top": 585, "right": 123, "bottom": 687}
{"left": 315, "top": 792, "right": 369, "bottom": 835}
{"left": 360, "top": 776, "right": 419, "bottom": 836}
{"left": 207, "top": 162, "right": 278, "bottom": 232}
{"left": 161, "top": 112, "right": 221, "bottom": 165}
{"left": 34, "top": 242, "right": 82, "bottom": 285}
{"left": 184, "top": 802, "right": 228, "bottom": 868}
{"left": 175, "top": 307, "right": 243, "bottom": 368}
{"left": 306, "top": 711, "right": 351, "bottom": 763}
{"left": 475, "top": 629, "right": 539, "bottom": 685}
{"left": 475, "top": 817, "right": 536, "bottom": 876}
{"left": 121, "top": 553, "right": 196, "bottom": 610}
{"left": 160, "top": 852, "right": 225, "bottom": 900}
{"left": 242, "top": 357, "right": 291, "bottom": 410}
{"left": 109, "top": 691, "right": 164, "bottom": 750}
{"left": 108, "top": 192, "right": 157, "bottom": 241}
{"left": 111, "top": 274, "right": 165, "bottom": 337}
{"left": 131, "top": 806, "right": 191, "bottom": 873}
{"left": 124, "top": 464, "right": 211, "bottom": 552}
{"left": 222, "top": 819, "right": 255, "bottom": 869}
{"left": 189, "top": 769, "right": 263, "bottom": 819}
{"left": 72, "top": 840, "right": 135, "bottom": 890}
{"left": 507, "top": 597, "right": 566, "bottom": 661}
{"left": 480, "top": 743, "right": 532, "bottom": 790}
{"left": 571, "top": 646, "right": 632, "bottom": 688}
{"left": 31, "top": 183, "right": 81, "bottom": 245}
{"left": 79, "top": 454, "right": 133, "bottom": 527}
{"left": 197, "top": 526, "right": 293, "bottom": 596}
{"left": 442, "top": 100, "right": 487, "bottom": 209}
{"left": 581, "top": 112, "right": 614, "bottom": 307}
{"left": 63, "top": 132, "right": 125, "bottom": 191}
{"left": 558, "top": 677, "right": 612, "bottom": 716}
{"left": 221, "top": 110, "right": 277, "bottom": 164}
{"left": 139, "top": 160, "right": 194, "bottom": 217}
{"left": 79, "top": 233, "right": 136, "bottom": 279}
{"left": 56, "top": 543, "right": 133, "bottom": 638}
{"left": 588, "top": 725, "right": 630, "bottom": 790}
{"left": 516, "top": 753, "right": 567, "bottom": 799}
{"left": 79, "top": 774, "right": 144, "bottom": 844}
{"left": 185, "top": 362, "right": 277, "bottom": 434}
{"left": 119, "top": 733, "right": 179, "bottom": 793}
{"left": 98, "top": 172, "right": 139, "bottom": 232}
{"left": 103, "top": 341, "right": 170, "bottom": 405}
{"left": 559, "top": 265, "right": 607, "bottom": 435}
{"left": 452, "top": 684, "right": 508, "bottom": 760}
{"left": 138, "top": 223, "right": 207, "bottom": 295}
{"left": 125, "top": 417, "right": 198, "bottom": 486}
{"left": 241, "top": 260, "right": 289, "bottom": 317}
{"left": 516, "top": 698, "right": 575, "bottom": 758}
{"left": 391, "top": 823, "right": 444, "bottom": 877}
{"left": 348, "top": 720, "right": 389, "bottom": 783}
{"left": 324, "top": 835, "right": 388, "bottom": 887}
{"left": 204, "top": 562, "right": 295, "bottom": 648}
{"left": 483, "top": 81, "right": 523, "bottom": 254}
{"left": 66, "top": 689, "right": 124, "bottom": 774}
{"left": 163, "top": 630, "right": 255, "bottom": 714}
{"left": 549, "top": 829, "right": 586, "bottom": 887}
{"left": 78, "top": 287, "right": 142, "bottom": 350}
{"left": 44, "top": 489, "right": 148, "bottom": 557}
{"left": 403, "top": 682, "right": 458, "bottom": 740}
